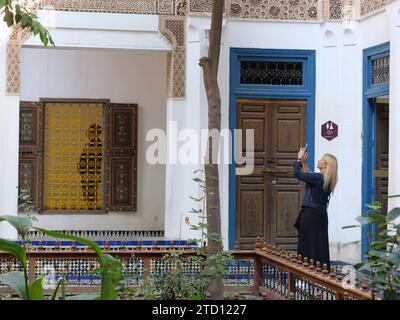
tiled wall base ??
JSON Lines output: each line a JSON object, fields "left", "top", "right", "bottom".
{"left": 22, "top": 230, "right": 165, "bottom": 241}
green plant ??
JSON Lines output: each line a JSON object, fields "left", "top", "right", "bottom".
{"left": 188, "top": 170, "right": 233, "bottom": 290}
{"left": 1, "top": 0, "right": 54, "bottom": 46}
{"left": 343, "top": 195, "right": 400, "bottom": 300}
{"left": 133, "top": 170, "right": 233, "bottom": 300}
{"left": 0, "top": 215, "right": 122, "bottom": 300}
{"left": 145, "top": 251, "right": 208, "bottom": 300}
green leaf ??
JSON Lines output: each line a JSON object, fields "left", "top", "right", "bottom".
{"left": 20, "top": 14, "right": 30, "bottom": 27}
{"left": 0, "top": 271, "right": 27, "bottom": 300}
{"left": 388, "top": 253, "right": 400, "bottom": 267}
{"left": 368, "top": 249, "right": 386, "bottom": 259}
{"left": 41, "top": 33, "right": 49, "bottom": 47}
{"left": 101, "top": 254, "right": 122, "bottom": 300}
{"left": 387, "top": 207, "right": 400, "bottom": 223}
{"left": 29, "top": 276, "right": 44, "bottom": 300}
{"left": 356, "top": 215, "right": 375, "bottom": 225}
{"left": 368, "top": 213, "right": 386, "bottom": 223}
{"left": 15, "top": 12, "right": 21, "bottom": 24}
{"left": 189, "top": 196, "right": 204, "bottom": 202}
{"left": 4, "top": 9, "right": 14, "bottom": 27}
{"left": 0, "top": 238, "right": 27, "bottom": 270}
{"left": 32, "top": 23, "right": 40, "bottom": 36}
{"left": 366, "top": 203, "right": 381, "bottom": 211}
{"left": 0, "top": 215, "right": 32, "bottom": 237}
{"left": 66, "top": 294, "right": 100, "bottom": 300}
{"left": 369, "top": 241, "right": 388, "bottom": 250}
{"left": 51, "top": 276, "right": 64, "bottom": 300}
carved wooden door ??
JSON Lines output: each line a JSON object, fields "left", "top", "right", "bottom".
{"left": 236, "top": 99, "right": 306, "bottom": 250}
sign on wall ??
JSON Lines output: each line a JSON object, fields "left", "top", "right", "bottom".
{"left": 321, "top": 121, "right": 338, "bottom": 141}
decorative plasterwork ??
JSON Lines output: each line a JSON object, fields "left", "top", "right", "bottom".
{"left": 190, "top": 0, "right": 212, "bottom": 13}
{"left": 328, "top": 0, "right": 344, "bottom": 20}
{"left": 13, "top": 0, "right": 395, "bottom": 20}
{"left": 227, "top": 0, "right": 320, "bottom": 21}
{"left": 360, "top": 0, "right": 390, "bottom": 17}
{"left": 6, "top": 27, "right": 22, "bottom": 95}
{"left": 40, "top": 0, "right": 190, "bottom": 15}
{"left": 159, "top": 16, "right": 186, "bottom": 98}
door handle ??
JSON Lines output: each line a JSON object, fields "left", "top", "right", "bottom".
{"left": 267, "top": 157, "right": 275, "bottom": 163}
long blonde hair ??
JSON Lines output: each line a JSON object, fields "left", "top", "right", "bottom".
{"left": 322, "top": 154, "right": 338, "bottom": 193}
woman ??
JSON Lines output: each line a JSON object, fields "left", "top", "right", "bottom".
{"left": 293, "top": 148, "right": 338, "bottom": 268}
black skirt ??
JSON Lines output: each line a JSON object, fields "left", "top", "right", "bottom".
{"left": 294, "top": 206, "right": 330, "bottom": 268}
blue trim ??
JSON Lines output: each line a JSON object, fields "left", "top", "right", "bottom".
{"left": 362, "top": 42, "right": 390, "bottom": 259}
{"left": 229, "top": 48, "right": 316, "bottom": 249}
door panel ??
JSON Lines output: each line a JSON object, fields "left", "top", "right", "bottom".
{"left": 270, "top": 101, "right": 306, "bottom": 249}
{"left": 237, "top": 101, "right": 269, "bottom": 247}
{"left": 236, "top": 99, "right": 306, "bottom": 250}
{"left": 375, "top": 103, "right": 389, "bottom": 215}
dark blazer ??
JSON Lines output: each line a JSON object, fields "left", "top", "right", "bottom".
{"left": 293, "top": 160, "right": 331, "bottom": 209}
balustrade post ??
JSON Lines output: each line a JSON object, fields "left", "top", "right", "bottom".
{"left": 253, "top": 254, "right": 262, "bottom": 294}
{"left": 143, "top": 257, "right": 151, "bottom": 281}
{"left": 28, "top": 254, "right": 36, "bottom": 283}
{"left": 288, "top": 272, "right": 296, "bottom": 299}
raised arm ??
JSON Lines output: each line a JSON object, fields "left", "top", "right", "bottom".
{"left": 293, "top": 160, "right": 322, "bottom": 185}
{"left": 301, "top": 151, "right": 310, "bottom": 173}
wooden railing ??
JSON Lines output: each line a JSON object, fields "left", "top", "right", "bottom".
{"left": 0, "top": 237, "right": 376, "bottom": 300}
{"left": 252, "top": 238, "right": 373, "bottom": 300}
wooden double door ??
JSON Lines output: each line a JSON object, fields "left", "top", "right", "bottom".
{"left": 236, "top": 99, "right": 307, "bottom": 250}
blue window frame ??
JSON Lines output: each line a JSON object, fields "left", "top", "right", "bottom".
{"left": 362, "top": 42, "right": 390, "bottom": 259}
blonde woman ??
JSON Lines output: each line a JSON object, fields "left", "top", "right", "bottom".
{"left": 293, "top": 148, "right": 338, "bottom": 268}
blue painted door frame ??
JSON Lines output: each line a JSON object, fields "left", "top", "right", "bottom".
{"left": 228, "top": 48, "right": 316, "bottom": 249}
{"left": 362, "top": 42, "right": 390, "bottom": 258}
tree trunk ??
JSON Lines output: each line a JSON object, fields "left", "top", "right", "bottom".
{"left": 199, "top": 0, "right": 225, "bottom": 300}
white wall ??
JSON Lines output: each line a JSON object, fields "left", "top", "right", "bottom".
{"left": 164, "top": 19, "right": 209, "bottom": 242}
{"left": 20, "top": 47, "right": 167, "bottom": 231}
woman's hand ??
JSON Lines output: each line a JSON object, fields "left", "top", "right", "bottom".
{"left": 301, "top": 151, "right": 309, "bottom": 163}
{"left": 297, "top": 148, "right": 305, "bottom": 160}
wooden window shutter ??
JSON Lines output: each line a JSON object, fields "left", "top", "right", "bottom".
{"left": 19, "top": 102, "right": 43, "bottom": 211}
{"left": 106, "top": 104, "right": 138, "bottom": 211}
